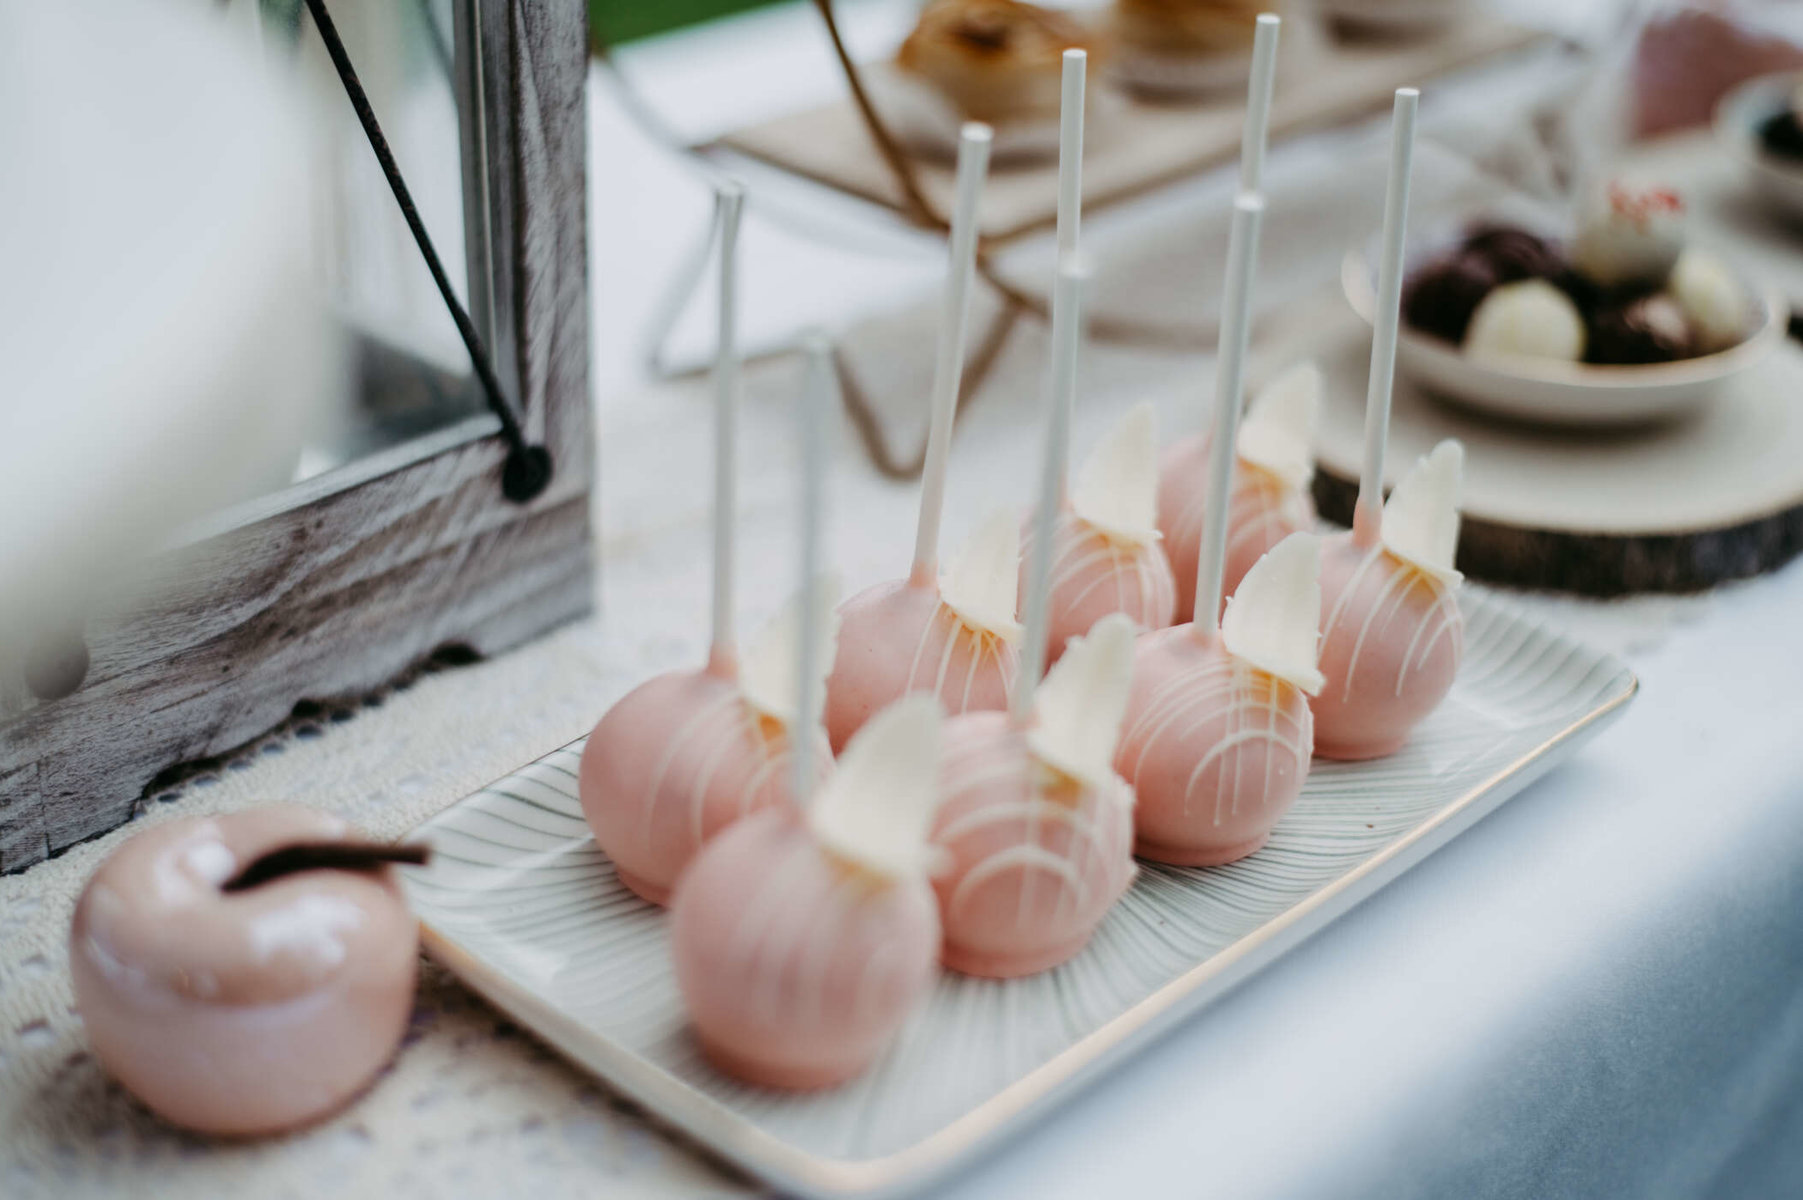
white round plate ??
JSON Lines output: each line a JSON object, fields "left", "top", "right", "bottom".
{"left": 1715, "top": 71, "right": 1803, "bottom": 224}
{"left": 1340, "top": 246, "right": 1787, "bottom": 427}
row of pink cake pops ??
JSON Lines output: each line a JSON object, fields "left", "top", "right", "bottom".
{"left": 577, "top": 22, "right": 1473, "bottom": 1092}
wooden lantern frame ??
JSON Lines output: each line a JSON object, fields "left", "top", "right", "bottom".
{"left": 0, "top": 0, "right": 592, "bottom": 873}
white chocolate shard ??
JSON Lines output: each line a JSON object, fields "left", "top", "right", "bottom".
{"left": 809, "top": 694, "right": 945, "bottom": 879}
{"left": 1028, "top": 612, "right": 1139, "bottom": 794}
{"left": 1238, "top": 362, "right": 1320, "bottom": 491}
{"left": 740, "top": 573, "right": 843, "bottom": 728}
{"left": 1382, "top": 439, "right": 1465, "bottom": 584}
{"left": 1221, "top": 532, "right": 1326, "bottom": 695}
{"left": 942, "top": 508, "right": 1024, "bottom": 641}
{"left": 1072, "top": 402, "right": 1162, "bottom": 546}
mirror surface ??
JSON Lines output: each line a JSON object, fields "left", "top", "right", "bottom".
{"left": 238, "top": 0, "right": 494, "bottom": 493}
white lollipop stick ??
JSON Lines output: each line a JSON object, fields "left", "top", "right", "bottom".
{"left": 1015, "top": 256, "right": 1088, "bottom": 725}
{"left": 1194, "top": 193, "right": 1268, "bottom": 637}
{"left": 709, "top": 182, "right": 745, "bottom": 670}
{"left": 1354, "top": 88, "right": 1418, "bottom": 548}
{"left": 792, "top": 332, "right": 834, "bottom": 804}
{"left": 1057, "top": 50, "right": 1086, "bottom": 260}
{"left": 1240, "top": 14, "right": 1281, "bottom": 192}
{"left": 911, "top": 122, "right": 993, "bottom": 585}
{"left": 1055, "top": 51, "right": 1086, "bottom": 498}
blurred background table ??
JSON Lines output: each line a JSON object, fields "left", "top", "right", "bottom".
{"left": 4, "top": 1, "right": 1803, "bottom": 1197}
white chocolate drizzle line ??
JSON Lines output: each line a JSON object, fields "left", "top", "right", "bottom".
{"left": 1321, "top": 546, "right": 1464, "bottom": 703}
{"left": 1170, "top": 458, "right": 1306, "bottom": 573}
{"left": 634, "top": 687, "right": 813, "bottom": 862}
{"left": 726, "top": 838, "right": 913, "bottom": 1029}
{"left": 937, "top": 735, "right": 1133, "bottom": 932}
{"left": 902, "top": 600, "right": 1021, "bottom": 714}
{"left": 1118, "top": 655, "right": 1311, "bottom": 826}
{"left": 1031, "top": 512, "right": 1174, "bottom": 630}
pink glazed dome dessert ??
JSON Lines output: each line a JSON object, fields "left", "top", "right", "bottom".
{"left": 670, "top": 696, "right": 946, "bottom": 1090}
{"left": 825, "top": 511, "right": 1022, "bottom": 751}
{"left": 1021, "top": 403, "right": 1177, "bottom": 666}
{"left": 1158, "top": 362, "right": 1321, "bottom": 621}
{"left": 1313, "top": 440, "right": 1465, "bottom": 760}
{"left": 580, "top": 583, "right": 839, "bottom": 905}
{"left": 1115, "top": 533, "right": 1325, "bottom": 865}
{"left": 69, "top": 807, "right": 420, "bottom": 1135}
{"left": 931, "top": 614, "right": 1139, "bottom": 977}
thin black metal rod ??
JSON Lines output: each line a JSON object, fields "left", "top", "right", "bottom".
{"left": 301, "top": 0, "right": 549, "bottom": 500}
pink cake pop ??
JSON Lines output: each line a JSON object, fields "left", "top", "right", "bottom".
{"left": 580, "top": 184, "right": 834, "bottom": 905}
{"left": 1152, "top": 16, "right": 1300, "bottom": 623}
{"left": 670, "top": 697, "right": 944, "bottom": 1090}
{"left": 70, "top": 808, "right": 422, "bottom": 1134}
{"left": 826, "top": 124, "right": 1024, "bottom": 752}
{"left": 672, "top": 336, "right": 943, "bottom": 1090}
{"left": 675, "top": 345, "right": 941, "bottom": 1087}
{"left": 1312, "top": 88, "right": 1467, "bottom": 761}
{"left": 1026, "top": 402, "right": 1178, "bottom": 665}
{"left": 932, "top": 260, "right": 1137, "bottom": 979}
{"left": 1117, "top": 532, "right": 1323, "bottom": 865}
{"left": 1157, "top": 361, "right": 1321, "bottom": 621}
{"left": 933, "top": 616, "right": 1138, "bottom": 976}
{"left": 1113, "top": 193, "right": 1326, "bottom": 866}
{"left": 1314, "top": 441, "right": 1464, "bottom": 759}
{"left": 1020, "top": 54, "right": 1177, "bottom": 664}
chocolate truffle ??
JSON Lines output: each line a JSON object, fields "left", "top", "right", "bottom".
{"left": 1761, "top": 81, "right": 1803, "bottom": 161}
{"left": 1402, "top": 252, "right": 1497, "bottom": 345}
{"left": 1463, "top": 223, "right": 1564, "bottom": 284}
{"left": 1586, "top": 293, "right": 1691, "bottom": 365}
{"left": 1759, "top": 109, "right": 1803, "bottom": 161}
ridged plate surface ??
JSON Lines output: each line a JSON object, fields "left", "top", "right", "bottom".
{"left": 405, "top": 590, "right": 1636, "bottom": 1198}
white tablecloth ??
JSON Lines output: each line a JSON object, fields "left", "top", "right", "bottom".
{"left": 4, "top": 2, "right": 1802, "bottom": 1197}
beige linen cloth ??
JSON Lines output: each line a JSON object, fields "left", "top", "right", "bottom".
{"left": 0, "top": 79, "right": 1706, "bottom": 1200}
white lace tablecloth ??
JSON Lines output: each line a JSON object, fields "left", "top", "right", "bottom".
{"left": 5, "top": 4, "right": 1792, "bottom": 1195}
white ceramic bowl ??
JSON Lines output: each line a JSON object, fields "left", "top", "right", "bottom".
{"left": 1715, "top": 71, "right": 1803, "bottom": 224}
{"left": 1340, "top": 246, "right": 1786, "bottom": 427}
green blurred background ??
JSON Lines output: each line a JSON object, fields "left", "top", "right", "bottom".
{"left": 591, "top": 0, "right": 789, "bottom": 46}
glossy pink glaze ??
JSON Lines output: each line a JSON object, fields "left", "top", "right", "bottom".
{"left": 824, "top": 579, "right": 1018, "bottom": 753}
{"left": 1021, "top": 509, "right": 1177, "bottom": 666}
{"left": 931, "top": 712, "right": 1136, "bottom": 977}
{"left": 669, "top": 808, "right": 940, "bottom": 1089}
{"left": 68, "top": 808, "right": 417, "bottom": 1136}
{"left": 1313, "top": 531, "right": 1463, "bottom": 760}
{"left": 1157, "top": 434, "right": 1315, "bottom": 622}
{"left": 579, "top": 663, "right": 829, "bottom": 905}
{"left": 1114, "top": 626, "right": 1314, "bottom": 865}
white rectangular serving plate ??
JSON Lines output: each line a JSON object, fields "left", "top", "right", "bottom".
{"left": 403, "top": 590, "right": 1637, "bottom": 1198}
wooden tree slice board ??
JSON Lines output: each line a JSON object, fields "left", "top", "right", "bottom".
{"left": 1298, "top": 308, "right": 1803, "bottom": 595}
{"left": 708, "top": 17, "right": 1540, "bottom": 242}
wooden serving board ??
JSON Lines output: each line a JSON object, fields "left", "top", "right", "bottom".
{"left": 1297, "top": 306, "right": 1803, "bottom": 596}
{"left": 709, "top": 15, "right": 1541, "bottom": 242}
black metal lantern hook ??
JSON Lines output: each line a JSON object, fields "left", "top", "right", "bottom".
{"left": 300, "top": 0, "right": 552, "bottom": 504}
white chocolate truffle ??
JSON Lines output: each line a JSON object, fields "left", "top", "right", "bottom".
{"left": 1571, "top": 181, "right": 1685, "bottom": 289}
{"left": 1464, "top": 280, "right": 1586, "bottom": 364}
{"left": 1669, "top": 249, "right": 1751, "bottom": 353}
